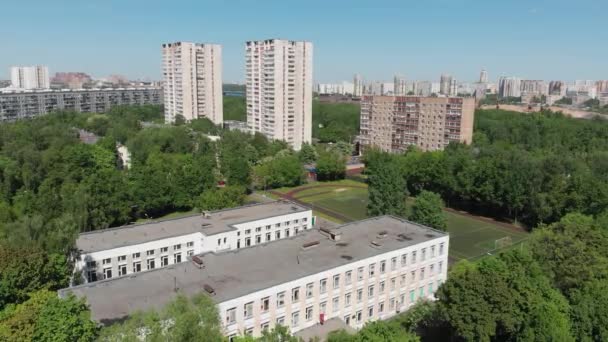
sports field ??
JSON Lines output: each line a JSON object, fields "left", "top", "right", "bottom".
{"left": 273, "top": 180, "right": 529, "bottom": 262}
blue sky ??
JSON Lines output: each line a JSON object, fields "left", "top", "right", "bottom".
{"left": 2, "top": 0, "right": 606, "bottom": 83}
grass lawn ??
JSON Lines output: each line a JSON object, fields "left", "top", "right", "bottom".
{"left": 282, "top": 180, "right": 529, "bottom": 262}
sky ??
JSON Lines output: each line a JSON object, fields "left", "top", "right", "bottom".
{"left": 1, "top": 0, "right": 606, "bottom": 83}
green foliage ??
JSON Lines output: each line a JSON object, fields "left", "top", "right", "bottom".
{"left": 410, "top": 191, "right": 447, "bottom": 230}
{"left": 234, "top": 325, "right": 300, "bottom": 342}
{"left": 252, "top": 154, "right": 304, "bottom": 189}
{"left": 328, "top": 320, "right": 419, "bottom": 342}
{"left": 0, "top": 245, "right": 70, "bottom": 309}
{"left": 569, "top": 280, "right": 608, "bottom": 341}
{"left": 197, "top": 186, "right": 246, "bottom": 211}
{"left": 316, "top": 149, "right": 347, "bottom": 181}
{"left": 555, "top": 97, "right": 573, "bottom": 105}
{"left": 0, "top": 290, "right": 97, "bottom": 342}
{"left": 99, "top": 293, "right": 223, "bottom": 342}
{"left": 365, "top": 150, "right": 407, "bottom": 217}
{"left": 223, "top": 96, "right": 247, "bottom": 121}
{"left": 313, "top": 100, "right": 360, "bottom": 143}
{"left": 190, "top": 117, "right": 220, "bottom": 135}
{"left": 298, "top": 143, "right": 318, "bottom": 164}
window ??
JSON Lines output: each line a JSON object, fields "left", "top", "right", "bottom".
{"left": 265, "top": 232, "right": 271, "bottom": 242}
{"left": 147, "top": 258, "right": 155, "bottom": 270}
{"left": 245, "top": 229, "right": 251, "bottom": 235}
{"left": 292, "top": 311, "right": 300, "bottom": 327}
{"left": 256, "top": 235, "right": 262, "bottom": 244}
{"left": 303, "top": 217, "right": 308, "bottom": 222}
{"left": 255, "top": 227, "right": 261, "bottom": 232}
{"left": 400, "top": 294, "right": 405, "bottom": 307}
{"left": 244, "top": 302, "right": 254, "bottom": 319}
{"left": 358, "top": 267, "right": 364, "bottom": 281}
{"left": 379, "top": 301, "right": 385, "bottom": 314}
{"left": 306, "top": 306, "right": 313, "bottom": 321}
{"left": 245, "top": 328, "right": 253, "bottom": 335}
{"left": 430, "top": 264, "right": 435, "bottom": 275}
{"left": 391, "top": 257, "right": 397, "bottom": 271}
{"left": 285, "top": 221, "right": 290, "bottom": 226}
{"left": 285, "top": 229, "right": 290, "bottom": 237}
{"left": 357, "top": 289, "right": 363, "bottom": 303}
{"left": 226, "top": 308, "right": 236, "bottom": 324}
{"left": 401, "top": 254, "right": 407, "bottom": 267}
{"left": 161, "top": 247, "right": 168, "bottom": 253}
{"left": 187, "top": 250, "right": 194, "bottom": 256}
{"left": 275, "top": 223, "right": 281, "bottom": 228}
{"left": 380, "top": 260, "right": 386, "bottom": 274}
{"left": 368, "top": 285, "right": 374, "bottom": 297}
{"left": 368, "top": 306, "right": 374, "bottom": 318}
{"left": 306, "top": 282, "right": 314, "bottom": 299}
{"left": 161, "top": 255, "right": 169, "bottom": 267}
{"left": 356, "top": 310, "right": 362, "bottom": 323}
{"left": 133, "top": 262, "right": 141, "bottom": 273}
{"left": 261, "top": 322, "right": 269, "bottom": 332}
{"left": 217, "top": 239, "right": 221, "bottom": 246}
{"left": 266, "top": 225, "right": 271, "bottom": 230}
{"left": 320, "top": 301, "right": 327, "bottom": 314}
{"left": 411, "top": 270, "right": 416, "bottom": 282}
{"left": 431, "top": 245, "right": 436, "bottom": 258}
{"left": 345, "top": 292, "right": 352, "bottom": 307}
{"left": 421, "top": 248, "right": 426, "bottom": 261}
{"left": 439, "top": 243, "right": 445, "bottom": 255}
{"left": 132, "top": 252, "right": 140, "bottom": 259}
{"left": 390, "top": 277, "right": 397, "bottom": 291}
{"left": 379, "top": 281, "right": 385, "bottom": 294}
{"left": 333, "top": 296, "right": 340, "bottom": 312}
{"left": 147, "top": 249, "right": 154, "bottom": 256}
{"left": 303, "top": 225, "right": 308, "bottom": 230}
{"left": 118, "top": 255, "right": 126, "bottom": 262}
{"left": 294, "top": 228, "right": 299, "bottom": 235}
{"left": 118, "top": 264, "right": 127, "bottom": 276}
{"left": 277, "top": 316, "right": 285, "bottom": 326}
{"left": 345, "top": 271, "right": 352, "bottom": 285}
{"left": 412, "top": 251, "right": 417, "bottom": 263}
{"left": 245, "top": 237, "right": 251, "bottom": 247}
{"left": 275, "top": 231, "right": 281, "bottom": 240}
{"left": 277, "top": 292, "right": 285, "bottom": 308}
{"left": 103, "top": 268, "right": 112, "bottom": 279}
{"left": 187, "top": 241, "right": 194, "bottom": 248}
{"left": 409, "top": 290, "right": 415, "bottom": 303}
{"left": 419, "top": 286, "right": 424, "bottom": 298}
{"left": 369, "top": 264, "right": 375, "bottom": 277}
{"left": 428, "top": 283, "right": 434, "bottom": 294}
{"left": 292, "top": 287, "right": 300, "bottom": 302}
{"left": 261, "top": 297, "right": 270, "bottom": 312}
{"left": 174, "top": 253, "right": 182, "bottom": 264}
{"left": 174, "top": 244, "right": 181, "bottom": 251}
{"left": 333, "top": 274, "right": 340, "bottom": 289}
{"left": 439, "top": 261, "right": 443, "bottom": 273}
{"left": 86, "top": 261, "right": 97, "bottom": 268}
{"left": 320, "top": 278, "right": 327, "bottom": 294}
{"left": 344, "top": 315, "right": 351, "bottom": 325}
{"left": 390, "top": 297, "right": 396, "bottom": 310}
{"left": 294, "top": 219, "right": 299, "bottom": 224}
{"left": 401, "top": 274, "right": 406, "bottom": 287}
{"left": 420, "top": 267, "right": 425, "bottom": 280}
{"left": 87, "top": 270, "right": 97, "bottom": 282}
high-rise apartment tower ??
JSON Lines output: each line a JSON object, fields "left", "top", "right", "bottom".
{"left": 161, "top": 42, "right": 223, "bottom": 124}
{"left": 10, "top": 65, "right": 49, "bottom": 89}
{"left": 246, "top": 39, "right": 313, "bottom": 150}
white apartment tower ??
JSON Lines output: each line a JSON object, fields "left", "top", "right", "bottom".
{"left": 479, "top": 68, "right": 488, "bottom": 83}
{"left": 162, "top": 42, "right": 223, "bottom": 124}
{"left": 394, "top": 75, "right": 407, "bottom": 96}
{"left": 439, "top": 74, "right": 453, "bottom": 95}
{"left": 10, "top": 65, "right": 49, "bottom": 89}
{"left": 246, "top": 39, "right": 312, "bottom": 151}
{"left": 353, "top": 74, "right": 363, "bottom": 97}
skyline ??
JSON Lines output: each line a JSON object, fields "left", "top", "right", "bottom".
{"left": 2, "top": 0, "right": 607, "bottom": 83}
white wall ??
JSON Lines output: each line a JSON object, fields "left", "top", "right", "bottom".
{"left": 219, "top": 235, "right": 449, "bottom": 339}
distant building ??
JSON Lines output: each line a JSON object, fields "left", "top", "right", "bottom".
{"left": 548, "top": 81, "right": 566, "bottom": 96}
{"left": 359, "top": 96, "right": 475, "bottom": 153}
{"left": 116, "top": 143, "right": 131, "bottom": 169}
{"left": 0, "top": 87, "right": 162, "bottom": 121}
{"left": 224, "top": 120, "right": 249, "bottom": 133}
{"left": 246, "top": 39, "right": 312, "bottom": 151}
{"left": 106, "top": 74, "right": 128, "bottom": 85}
{"left": 52, "top": 72, "right": 92, "bottom": 89}
{"left": 439, "top": 74, "right": 452, "bottom": 95}
{"left": 162, "top": 42, "right": 223, "bottom": 124}
{"left": 10, "top": 65, "right": 49, "bottom": 89}
{"left": 393, "top": 75, "right": 407, "bottom": 96}
{"left": 479, "top": 68, "right": 488, "bottom": 83}
{"left": 353, "top": 74, "right": 363, "bottom": 97}
{"left": 316, "top": 82, "right": 354, "bottom": 95}
{"left": 520, "top": 80, "right": 547, "bottom": 95}
{"left": 596, "top": 80, "right": 608, "bottom": 94}
{"left": 498, "top": 77, "right": 521, "bottom": 98}
{"left": 449, "top": 79, "right": 457, "bottom": 96}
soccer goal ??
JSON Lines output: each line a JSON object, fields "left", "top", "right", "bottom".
{"left": 494, "top": 236, "right": 513, "bottom": 250}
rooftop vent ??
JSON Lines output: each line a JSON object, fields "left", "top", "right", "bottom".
{"left": 397, "top": 233, "right": 413, "bottom": 241}
{"left": 425, "top": 233, "right": 436, "bottom": 238}
{"left": 291, "top": 206, "right": 299, "bottom": 211}
{"left": 192, "top": 256, "right": 204, "bottom": 269}
{"left": 201, "top": 223, "right": 212, "bottom": 227}
{"left": 341, "top": 255, "right": 353, "bottom": 261}
{"left": 370, "top": 240, "right": 383, "bottom": 248}
{"left": 302, "top": 241, "right": 320, "bottom": 249}
{"left": 376, "top": 231, "right": 388, "bottom": 239}
{"left": 203, "top": 284, "right": 216, "bottom": 296}
{"left": 202, "top": 211, "right": 211, "bottom": 219}
{"left": 336, "top": 242, "right": 349, "bottom": 247}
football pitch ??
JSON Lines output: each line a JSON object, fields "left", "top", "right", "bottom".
{"left": 275, "top": 180, "right": 529, "bottom": 262}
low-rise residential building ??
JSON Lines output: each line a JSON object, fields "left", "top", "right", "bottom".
{"left": 0, "top": 87, "right": 162, "bottom": 121}
{"left": 358, "top": 96, "right": 475, "bottom": 153}
{"left": 62, "top": 215, "right": 449, "bottom": 340}
{"left": 72, "top": 201, "right": 312, "bottom": 284}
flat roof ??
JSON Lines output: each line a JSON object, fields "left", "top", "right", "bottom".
{"left": 61, "top": 216, "right": 447, "bottom": 324}
{"left": 76, "top": 201, "right": 309, "bottom": 253}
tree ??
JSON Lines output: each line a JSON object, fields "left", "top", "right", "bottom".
{"left": 298, "top": 143, "right": 317, "bottom": 164}
{"left": 252, "top": 154, "right": 304, "bottom": 189}
{"left": 327, "top": 320, "right": 419, "bottom": 342}
{"left": 569, "top": 280, "right": 608, "bottom": 341}
{"left": 99, "top": 293, "right": 223, "bottom": 342}
{"left": 410, "top": 191, "right": 447, "bottom": 230}
{"left": 367, "top": 153, "right": 407, "bottom": 217}
{"left": 234, "top": 325, "right": 300, "bottom": 342}
{"left": 197, "top": 186, "right": 246, "bottom": 211}
{"left": 316, "top": 150, "right": 346, "bottom": 181}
